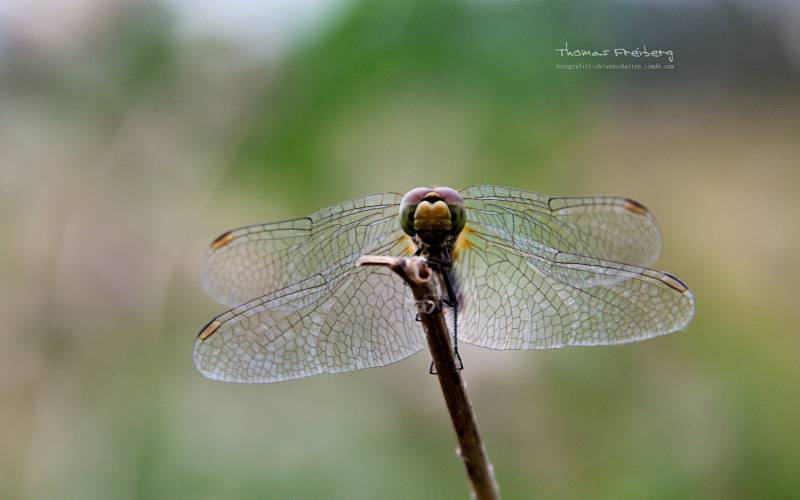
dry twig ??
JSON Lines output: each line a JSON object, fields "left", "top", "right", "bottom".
{"left": 358, "top": 255, "right": 500, "bottom": 500}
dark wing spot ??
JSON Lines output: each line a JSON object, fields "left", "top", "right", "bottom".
{"left": 624, "top": 199, "right": 650, "bottom": 217}
{"left": 198, "top": 319, "right": 222, "bottom": 341}
{"left": 210, "top": 231, "right": 235, "bottom": 250}
{"left": 660, "top": 273, "right": 689, "bottom": 293}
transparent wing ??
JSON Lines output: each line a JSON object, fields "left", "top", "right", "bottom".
{"left": 453, "top": 225, "right": 695, "bottom": 350}
{"left": 194, "top": 255, "right": 425, "bottom": 384}
{"left": 459, "top": 185, "right": 662, "bottom": 270}
{"left": 202, "top": 192, "right": 405, "bottom": 306}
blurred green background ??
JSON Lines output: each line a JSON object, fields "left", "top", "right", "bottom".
{"left": 2, "top": 0, "right": 798, "bottom": 498}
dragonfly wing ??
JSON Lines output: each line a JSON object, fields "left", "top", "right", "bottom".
{"left": 453, "top": 227, "right": 695, "bottom": 350}
{"left": 202, "top": 192, "right": 405, "bottom": 306}
{"left": 194, "top": 262, "right": 425, "bottom": 384}
{"left": 460, "top": 185, "right": 662, "bottom": 271}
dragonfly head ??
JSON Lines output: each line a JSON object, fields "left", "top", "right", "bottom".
{"left": 400, "top": 186, "right": 466, "bottom": 245}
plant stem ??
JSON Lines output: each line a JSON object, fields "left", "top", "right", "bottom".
{"left": 358, "top": 255, "right": 500, "bottom": 500}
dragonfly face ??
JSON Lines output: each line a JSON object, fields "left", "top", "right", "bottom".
{"left": 195, "top": 185, "right": 695, "bottom": 384}
{"left": 399, "top": 186, "right": 466, "bottom": 247}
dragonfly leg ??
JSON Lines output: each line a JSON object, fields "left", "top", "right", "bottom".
{"left": 441, "top": 265, "right": 463, "bottom": 372}
{"left": 425, "top": 247, "right": 464, "bottom": 374}
{"left": 427, "top": 339, "right": 463, "bottom": 374}
{"left": 428, "top": 352, "right": 463, "bottom": 373}
{"left": 454, "top": 349, "right": 464, "bottom": 371}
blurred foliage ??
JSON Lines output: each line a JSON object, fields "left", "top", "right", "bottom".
{"left": 229, "top": 0, "right": 595, "bottom": 206}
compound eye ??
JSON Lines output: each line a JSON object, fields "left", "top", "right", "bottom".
{"left": 434, "top": 187, "right": 464, "bottom": 205}
{"left": 399, "top": 187, "right": 432, "bottom": 236}
{"left": 401, "top": 187, "right": 432, "bottom": 206}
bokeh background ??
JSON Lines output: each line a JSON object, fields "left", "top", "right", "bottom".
{"left": 2, "top": 1, "right": 798, "bottom": 498}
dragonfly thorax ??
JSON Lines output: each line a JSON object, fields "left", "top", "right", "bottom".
{"left": 399, "top": 186, "right": 466, "bottom": 247}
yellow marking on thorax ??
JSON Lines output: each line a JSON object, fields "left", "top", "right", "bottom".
{"left": 397, "top": 234, "right": 417, "bottom": 256}
{"left": 198, "top": 320, "right": 222, "bottom": 341}
{"left": 210, "top": 231, "right": 235, "bottom": 250}
{"left": 452, "top": 226, "right": 475, "bottom": 262}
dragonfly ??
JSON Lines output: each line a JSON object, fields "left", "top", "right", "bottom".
{"left": 194, "top": 185, "right": 695, "bottom": 384}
